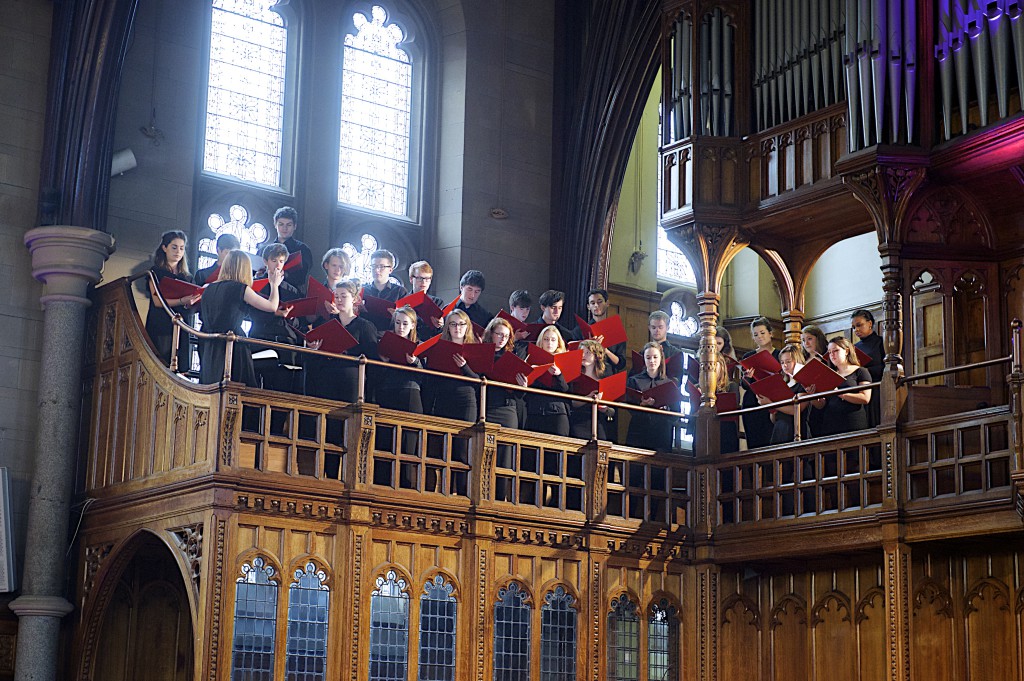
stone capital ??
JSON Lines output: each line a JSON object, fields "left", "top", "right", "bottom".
{"left": 8, "top": 594, "right": 74, "bottom": 618}
{"left": 24, "top": 226, "right": 116, "bottom": 306}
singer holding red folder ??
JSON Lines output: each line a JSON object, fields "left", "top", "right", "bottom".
{"left": 569, "top": 339, "right": 617, "bottom": 440}
{"left": 625, "top": 342, "right": 680, "bottom": 451}
{"left": 754, "top": 344, "right": 810, "bottom": 444}
{"left": 481, "top": 318, "right": 526, "bottom": 428}
{"left": 740, "top": 317, "right": 780, "bottom": 449}
{"left": 810, "top": 337, "right": 872, "bottom": 436}
{"left": 526, "top": 326, "right": 572, "bottom": 436}
{"left": 425, "top": 309, "right": 481, "bottom": 422}
{"left": 198, "top": 250, "right": 282, "bottom": 387}
{"left": 376, "top": 305, "right": 424, "bottom": 414}
{"left": 145, "top": 230, "right": 200, "bottom": 372}
{"left": 304, "top": 280, "right": 379, "bottom": 402}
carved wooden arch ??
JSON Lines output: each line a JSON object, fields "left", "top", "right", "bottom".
{"left": 768, "top": 593, "right": 807, "bottom": 631}
{"left": 901, "top": 183, "right": 995, "bottom": 249}
{"left": 417, "top": 567, "right": 463, "bottom": 602}
{"left": 665, "top": 223, "right": 750, "bottom": 294}
{"left": 809, "top": 589, "right": 853, "bottom": 627}
{"left": 234, "top": 547, "right": 285, "bottom": 584}
{"left": 963, "top": 576, "right": 1012, "bottom": 615}
{"left": 77, "top": 527, "right": 198, "bottom": 681}
{"left": 842, "top": 162, "right": 928, "bottom": 245}
{"left": 912, "top": 577, "right": 954, "bottom": 617}
{"left": 492, "top": 575, "right": 536, "bottom": 608}
{"left": 536, "top": 578, "right": 582, "bottom": 609}
{"left": 368, "top": 562, "right": 415, "bottom": 595}
{"left": 746, "top": 244, "right": 797, "bottom": 313}
{"left": 284, "top": 553, "right": 334, "bottom": 589}
{"left": 607, "top": 586, "right": 643, "bottom": 613}
{"left": 720, "top": 592, "right": 762, "bottom": 630}
{"left": 854, "top": 586, "right": 886, "bottom": 624}
{"left": 647, "top": 589, "right": 684, "bottom": 619}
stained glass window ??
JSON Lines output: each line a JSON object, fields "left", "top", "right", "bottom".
{"left": 198, "top": 203, "right": 271, "bottom": 271}
{"left": 657, "top": 228, "right": 697, "bottom": 286}
{"left": 231, "top": 556, "right": 279, "bottom": 680}
{"left": 648, "top": 600, "right": 680, "bottom": 681}
{"left": 286, "top": 563, "right": 330, "bottom": 681}
{"left": 668, "top": 301, "right": 699, "bottom": 337}
{"left": 493, "top": 582, "right": 532, "bottom": 681}
{"left": 418, "top": 575, "right": 457, "bottom": 681}
{"left": 607, "top": 594, "right": 640, "bottom": 681}
{"left": 369, "top": 570, "right": 410, "bottom": 681}
{"left": 338, "top": 5, "right": 414, "bottom": 216}
{"left": 540, "top": 586, "right": 577, "bottom": 681}
{"left": 204, "top": 0, "right": 289, "bottom": 187}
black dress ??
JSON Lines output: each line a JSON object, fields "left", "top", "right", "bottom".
{"left": 428, "top": 362, "right": 479, "bottom": 422}
{"left": 485, "top": 350, "right": 521, "bottom": 429}
{"left": 248, "top": 280, "right": 303, "bottom": 392}
{"left": 816, "top": 367, "right": 872, "bottom": 436}
{"left": 198, "top": 281, "right": 257, "bottom": 387}
{"left": 625, "top": 373, "right": 680, "bottom": 451}
{"left": 740, "top": 348, "right": 781, "bottom": 449}
{"left": 769, "top": 381, "right": 809, "bottom": 444}
{"left": 377, "top": 355, "right": 424, "bottom": 414}
{"left": 855, "top": 333, "right": 885, "bottom": 427}
{"left": 145, "top": 267, "right": 195, "bottom": 371}
{"left": 526, "top": 372, "right": 570, "bottom": 437}
{"left": 304, "top": 316, "right": 378, "bottom": 403}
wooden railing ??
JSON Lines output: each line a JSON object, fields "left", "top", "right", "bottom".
{"left": 82, "top": 278, "right": 1024, "bottom": 561}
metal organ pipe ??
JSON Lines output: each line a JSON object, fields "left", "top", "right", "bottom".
{"left": 967, "top": 3, "right": 991, "bottom": 127}
{"left": 724, "top": 13, "right": 734, "bottom": 134}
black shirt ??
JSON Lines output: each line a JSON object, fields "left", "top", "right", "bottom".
{"left": 361, "top": 281, "right": 408, "bottom": 333}
{"left": 457, "top": 300, "right": 493, "bottom": 330}
{"left": 278, "top": 236, "right": 313, "bottom": 294}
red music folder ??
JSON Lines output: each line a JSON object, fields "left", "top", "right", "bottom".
{"left": 303, "top": 320, "right": 357, "bottom": 355}
{"left": 681, "top": 383, "right": 739, "bottom": 421}
{"left": 395, "top": 291, "right": 444, "bottom": 325}
{"left": 377, "top": 331, "right": 418, "bottom": 365}
{"left": 854, "top": 345, "right": 874, "bottom": 366}
{"left": 471, "top": 322, "right": 486, "bottom": 340}
{"left": 488, "top": 351, "right": 532, "bottom": 385}
{"left": 553, "top": 349, "right": 584, "bottom": 384}
{"left": 589, "top": 316, "right": 628, "bottom": 347}
{"left": 498, "top": 309, "right": 527, "bottom": 332}
{"left": 750, "top": 373, "right": 796, "bottom": 403}
{"left": 571, "top": 372, "right": 627, "bottom": 402}
{"left": 625, "top": 380, "right": 681, "bottom": 409}
{"left": 441, "top": 296, "right": 460, "bottom": 317}
{"left": 251, "top": 278, "right": 270, "bottom": 293}
{"left": 740, "top": 351, "right": 781, "bottom": 380}
{"left": 525, "top": 344, "right": 554, "bottom": 365}
{"left": 419, "top": 339, "right": 494, "bottom": 375}
{"left": 413, "top": 333, "right": 442, "bottom": 357}
{"left": 360, "top": 294, "right": 396, "bottom": 320}
{"left": 158, "top": 277, "right": 204, "bottom": 302}
{"left": 686, "top": 356, "right": 700, "bottom": 382}
{"left": 307, "top": 278, "right": 334, "bottom": 307}
{"left": 283, "top": 251, "right": 302, "bottom": 271}
{"left": 793, "top": 358, "right": 845, "bottom": 393}
{"left": 283, "top": 297, "right": 321, "bottom": 318}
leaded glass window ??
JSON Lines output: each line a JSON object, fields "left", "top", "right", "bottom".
{"left": 657, "top": 228, "right": 697, "bottom": 286}
{"left": 648, "top": 600, "right": 680, "bottom": 681}
{"left": 338, "top": 5, "right": 414, "bottom": 216}
{"left": 204, "top": 0, "right": 289, "bottom": 187}
{"left": 493, "top": 582, "right": 532, "bottom": 681}
{"left": 418, "top": 575, "right": 457, "bottom": 681}
{"left": 607, "top": 594, "right": 640, "bottom": 681}
{"left": 369, "top": 570, "right": 410, "bottom": 681}
{"left": 197, "top": 203, "right": 271, "bottom": 271}
{"left": 540, "top": 586, "right": 577, "bottom": 681}
{"left": 231, "top": 556, "right": 279, "bottom": 680}
{"left": 286, "top": 563, "right": 330, "bottom": 681}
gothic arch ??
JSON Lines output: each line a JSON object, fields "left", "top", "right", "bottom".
{"left": 720, "top": 592, "right": 761, "bottom": 629}
{"left": 809, "top": 589, "right": 853, "bottom": 627}
{"left": 768, "top": 593, "right": 807, "bottom": 630}
{"left": 902, "top": 184, "right": 995, "bottom": 250}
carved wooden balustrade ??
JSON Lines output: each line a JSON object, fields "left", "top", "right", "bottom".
{"left": 72, "top": 279, "right": 1024, "bottom": 680}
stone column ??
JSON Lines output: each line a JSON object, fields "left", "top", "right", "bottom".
{"left": 11, "top": 227, "right": 115, "bottom": 681}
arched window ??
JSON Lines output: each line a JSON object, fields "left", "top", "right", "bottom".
{"left": 607, "top": 594, "right": 640, "bottom": 681}
{"left": 540, "top": 586, "right": 577, "bottom": 680}
{"left": 231, "top": 556, "right": 279, "bottom": 680}
{"left": 369, "top": 570, "right": 411, "bottom": 681}
{"left": 648, "top": 599, "right": 680, "bottom": 681}
{"left": 657, "top": 228, "right": 696, "bottom": 287}
{"left": 493, "top": 582, "right": 531, "bottom": 680}
{"left": 197, "top": 203, "right": 271, "bottom": 271}
{"left": 338, "top": 4, "right": 419, "bottom": 219}
{"left": 418, "top": 575, "right": 457, "bottom": 680}
{"left": 286, "top": 563, "right": 330, "bottom": 680}
{"left": 203, "top": 0, "right": 291, "bottom": 188}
